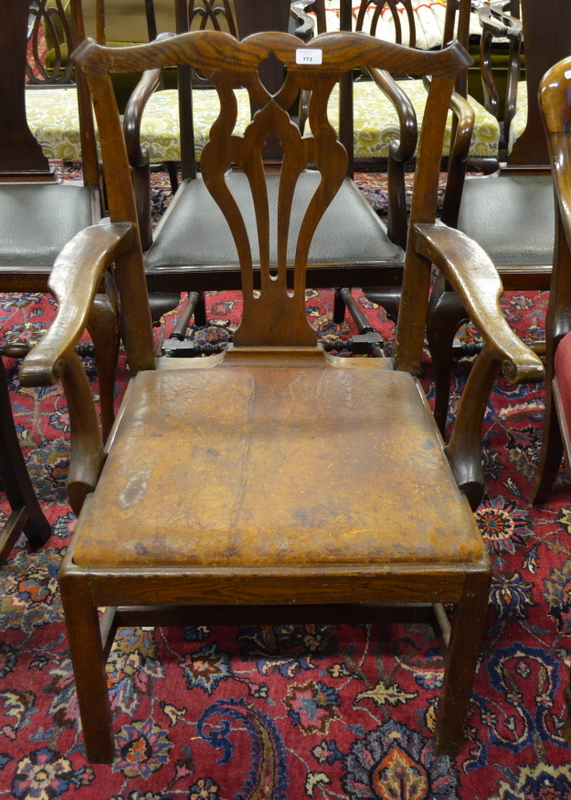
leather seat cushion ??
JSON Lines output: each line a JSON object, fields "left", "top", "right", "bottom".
{"left": 144, "top": 172, "right": 401, "bottom": 270}
{"left": 72, "top": 360, "right": 484, "bottom": 569}
{"left": 0, "top": 183, "right": 93, "bottom": 267}
{"left": 457, "top": 174, "right": 554, "bottom": 267}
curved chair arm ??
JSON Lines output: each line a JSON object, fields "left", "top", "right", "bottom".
{"left": 413, "top": 222, "right": 544, "bottom": 508}
{"left": 20, "top": 221, "right": 135, "bottom": 388}
{"left": 123, "top": 67, "right": 162, "bottom": 250}
{"left": 123, "top": 67, "right": 163, "bottom": 170}
{"left": 414, "top": 222, "right": 543, "bottom": 383}
{"left": 368, "top": 67, "right": 417, "bottom": 246}
{"left": 19, "top": 220, "right": 135, "bottom": 514}
{"left": 441, "top": 89, "right": 475, "bottom": 227}
{"left": 476, "top": 1, "right": 522, "bottom": 141}
{"left": 369, "top": 68, "right": 417, "bottom": 164}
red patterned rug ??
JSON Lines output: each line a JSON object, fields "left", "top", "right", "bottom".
{"left": 0, "top": 167, "right": 569, "bottom": 800}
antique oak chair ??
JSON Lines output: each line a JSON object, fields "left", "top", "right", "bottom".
{"left": 427, "top": 0, "right": 568, "bottom": 432}
{"left": 1, "top": 0, "right": 117, "bottom": 439}
{"left": 531, "top": 57, "right": 571, "bottom": 508}
{"left": 20, "top": 28, "right": 543, "bottom": 763}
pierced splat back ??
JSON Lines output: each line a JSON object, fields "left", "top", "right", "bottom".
{"left": 199, "top": 55, "right": 347, "bottom": 346}
{"left": 73, "top": 30, "right": 470, "bottom": 362}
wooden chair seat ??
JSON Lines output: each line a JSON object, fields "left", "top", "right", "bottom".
{"left": 0, "top": 183, "right": 94, "bottom": 267}
{"left": 144, "top": 172, "right": 400, "bottom": 284}
{"left": 73, "top": 357, "right": 484, "bottom": 569}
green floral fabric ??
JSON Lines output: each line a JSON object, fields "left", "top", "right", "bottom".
{"left": 508, "top": 81, "right": 527, "bottom": 155}
{"left": 26, "top": 78, "right": 499, "bottom": 163}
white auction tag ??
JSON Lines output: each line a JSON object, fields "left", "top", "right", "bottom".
{"left": 296, "top": 48, "right": 323, "bottom": 65}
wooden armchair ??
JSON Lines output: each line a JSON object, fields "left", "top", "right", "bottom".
{"left": 0, "top": 0, "right": 117, "bottom": 440}
{"left": 292, "top": 0, "right": 501, "bottom": 173}
{"left": 19, "top": 27, "right": 543, "bottom": 763}
{"left": 427, "top": 0, "right": 567, "bottom": 432}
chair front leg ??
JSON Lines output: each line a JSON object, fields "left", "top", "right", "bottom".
{"left": 59, "top": 562, "right": 115, "bottom": 764}
{"left": 434, "top": 564, "right": 491, "bottom": 756}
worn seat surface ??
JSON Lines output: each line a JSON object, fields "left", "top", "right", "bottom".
{"left": 74, "top": 361, "right": 483, "bottom": 568}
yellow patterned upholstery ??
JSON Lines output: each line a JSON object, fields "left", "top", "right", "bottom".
{"left": 319, "top": 0, "right": 483, "bottom": 50}
{"left": 27, "top": 80, "right": 499, "bottom": 162}
{"left": 26, "top": 1, "right": 498, "bottom": 162}
{"left": 25, "top": 88, "right": 83, "bottom": 160}
{"left": 345, "top": 81, "right": 498, "bottom": 159}
{"left": 25, "top": 86, "right": 252, "bottom": 162}
{"left": 508, "top": 81, "right": 527, "bottom": 155}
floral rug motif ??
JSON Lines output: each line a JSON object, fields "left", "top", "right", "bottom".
{"left": 0, "top": 167, "right": 570, "bottom": 800}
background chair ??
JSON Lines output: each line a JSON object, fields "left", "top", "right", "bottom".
{"left": 426, "top": 0, "right": 568, "bottom": 432}
{"left": 293, "top": 0, "right": 501, "bottom": 174}
{"left": 1, "top": 0, "right": 118, "bottom": 439}
{"left": 20, "top": 27, "right": 543, "bottom": 764}
{"left": 124, "top": 0, "right": 409, "bottom": 342}
{"left": 0, "top": 356, "right": 50, "bottom": 566}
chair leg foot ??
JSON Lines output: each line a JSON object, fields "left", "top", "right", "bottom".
{"left": 332, "top": 288, "right": 346, "bottom": 325}
{"left": 434, "top": 568, "right": 491, "bottom": 756}
{"left": 59, "top": 568, "right": 115, "bottom": 763}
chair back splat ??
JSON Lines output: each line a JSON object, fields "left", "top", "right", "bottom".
{"left": 76, "top": 30, "right": 468, "bottom": 362}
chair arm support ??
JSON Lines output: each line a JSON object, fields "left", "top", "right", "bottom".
{"left": 448, "top": 90, "right": 475, "bottom": 164}
{"left": 414, "top": 222, "right": 543, "bottom": 509}
{"left": 19, "top": 221, "right": 135, "bottom": 388}
{"left": 413, "top": 222, "right": 544, "bottom": 384}
{"left": 123, "top": 67, "right": 162, "bottom": 168}
{"left": 369, "top": 68, "right": 417, "bottom": 163}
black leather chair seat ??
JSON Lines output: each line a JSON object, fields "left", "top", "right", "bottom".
{"left": 457, "top": 174, "right": 554, "bottom": 267}
{"left": 0, "top": 183, "right": 94, "bottom": 267}
{"left": 144, "top": 171, "right": 402, "bottom": 279}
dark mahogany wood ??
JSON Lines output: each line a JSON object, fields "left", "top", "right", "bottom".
{"left": 0, "top": 356, "right": 50, "bottom": 566}
{"left": 509, "top": 0, "right": 569, "bottom": 168}
{"left": 0, "top": 0, "right": 53, "bottom": 179}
